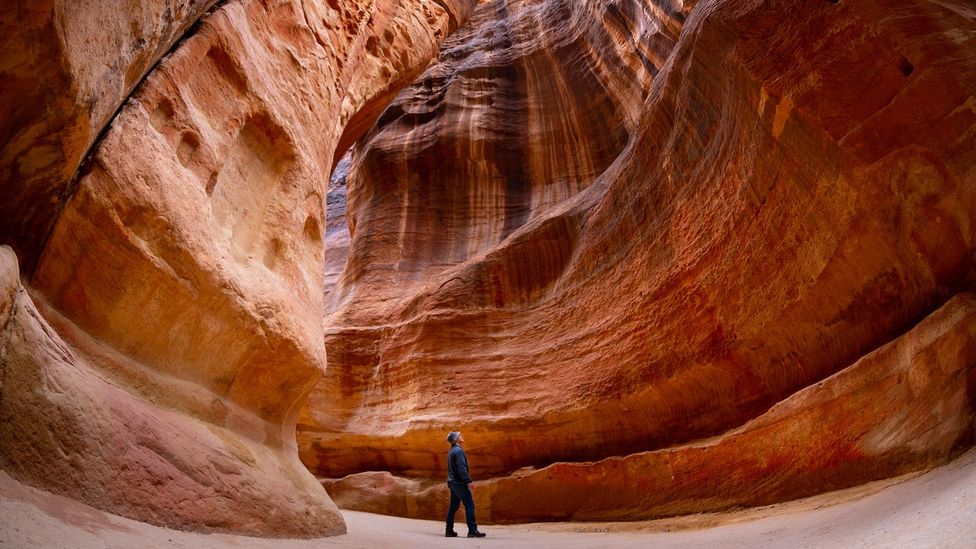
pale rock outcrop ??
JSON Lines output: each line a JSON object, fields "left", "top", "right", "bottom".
{"left": 0, "top": 247, "right": 343, "bottom": 535}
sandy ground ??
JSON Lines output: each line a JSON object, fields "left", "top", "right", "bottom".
{"left": 2, "top": 448, "right": 975, "bottom": 548}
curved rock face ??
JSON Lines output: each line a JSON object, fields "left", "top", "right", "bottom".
{"left": 1, "top": 0, "right": 475, "bottom": 537}
{"left": 301, "top": 0, "right": 692, "bottom": 477}
{"left": 299, "top": 0, "right": 976, "bottom": 519}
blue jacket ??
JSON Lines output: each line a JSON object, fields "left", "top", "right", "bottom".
{"left": 447, "top": 444, "right": 473, "bottom": 483}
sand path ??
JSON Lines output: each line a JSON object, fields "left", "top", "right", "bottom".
{"left": 2, "top": 448, "right": 975, "bottom": 548}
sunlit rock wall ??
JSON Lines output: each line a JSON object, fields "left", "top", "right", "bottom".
{"left": 0, "top": 0, "right": 475, "bottom": 536}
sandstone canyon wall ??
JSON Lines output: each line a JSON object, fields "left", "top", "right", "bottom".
{"left": 2, "top": 0, "right": 975, "bottom": 533}
{"left": 1, "top": 0, "right": 475, "bottom": 536}
{"left": 300, "top": 0, "right": 976, "bottom": 521}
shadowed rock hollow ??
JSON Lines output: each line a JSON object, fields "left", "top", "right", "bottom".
{"left": 0, "top": 0, "right": 975, "bottom": 536}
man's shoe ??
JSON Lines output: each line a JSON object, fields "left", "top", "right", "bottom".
{"left": 467, "top": 531, "right": 487, "bottom": 538}
{"left": 446, "top": 530, "right": 459, "bottom": 537}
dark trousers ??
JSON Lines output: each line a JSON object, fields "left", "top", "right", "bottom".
{"left": 446, "top": 481, "right": 478, "bottom": 533}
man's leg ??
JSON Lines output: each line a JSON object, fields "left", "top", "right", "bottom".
{"left": 455, "top": 482, "right": 479, "bottom": 534}
{"left": 446, "top": 483, "right": 461, "bottom": 535}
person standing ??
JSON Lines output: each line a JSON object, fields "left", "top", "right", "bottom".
{"left": 445, "top": 431, "right": 486, "bottom": 538}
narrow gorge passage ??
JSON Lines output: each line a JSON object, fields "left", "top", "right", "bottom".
{"left": 4, "top": 446, "right": 976, "bottom": 547}
{"left": 0, "top": 0, "right": 974, "bottom": 541}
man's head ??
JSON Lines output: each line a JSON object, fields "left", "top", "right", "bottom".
{"left": 447, "top": 431, "right": 463, "bottom": 445}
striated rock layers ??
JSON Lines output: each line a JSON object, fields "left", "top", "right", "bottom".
{"left": 325, "top": 293, "right": 976, "bottom": 521}
{"left": 1, "top": 0, "right": 475, "bottom": 537}
{"left": 302, "top": 0, "right": 690, "bottom": 477}
{"left": 299, "top": 0, "right": 976, "bottom": 521}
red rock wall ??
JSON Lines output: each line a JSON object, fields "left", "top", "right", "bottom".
{"left": 300, "top": 0, "right": 693, "bottom": 477}
{"left": 1, "top": 0, "right": 475, "bottom": 537}
{"left": 299, "top": 0, "right": 976, "bottom": 518}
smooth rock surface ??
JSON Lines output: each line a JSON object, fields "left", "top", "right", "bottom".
{"left": 0, "top": 244, "right": 342, "bottom": 535}
{"left": 301, "top": 0, "right": 695, "bottom": 479}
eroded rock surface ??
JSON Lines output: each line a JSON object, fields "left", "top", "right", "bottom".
{"left": 1, "top": 0, "right": 475, "bottom": 537}
{"left": 1, "top": 247, "right": 343, "bottom": 534}
{"left": 0, "top": 0, "right": 221, "bottom": 271}
{"left": 300, "top": 0, "right": 694, "bottom": 478}
{"left": 300, "top": 0, "right": 976, "bottom": 518}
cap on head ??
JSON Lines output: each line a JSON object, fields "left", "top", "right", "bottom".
{"left": 447, "top": 431, "right": 461, "bottom": 444}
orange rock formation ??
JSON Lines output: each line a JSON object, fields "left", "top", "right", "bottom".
{"left": 1, "top": 0, "right": 221, "bottom": 271}
{"left": 1, "top": 0, "right": 475, "bottom": 537}
{"left": 299, "top": 0, "right": 976, "bottom": 521}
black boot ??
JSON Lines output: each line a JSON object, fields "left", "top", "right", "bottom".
{"left": 467, "top": 531, "right": 487, "bottom": 538}
{"left": 446, "top": 528, "right": 459, "bottom": 537}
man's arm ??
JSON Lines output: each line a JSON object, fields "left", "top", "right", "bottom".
{"left": 459, "top": 450, "right": 473, "bottom": 483}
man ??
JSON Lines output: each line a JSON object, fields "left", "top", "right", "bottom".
{"left": 445, "top": 431, "right": 486, "bottom": 538}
